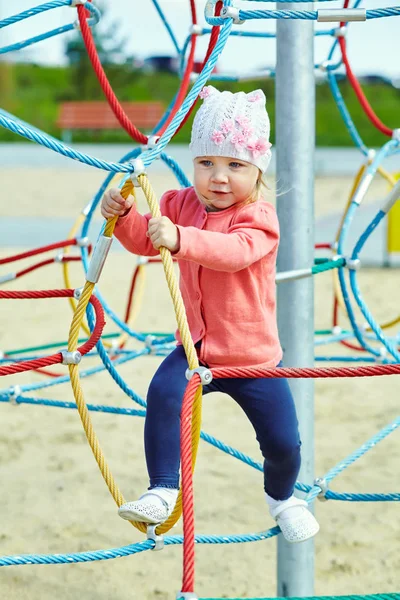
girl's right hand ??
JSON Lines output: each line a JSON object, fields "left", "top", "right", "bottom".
{"left": 101, "top": 188, "right": 133, "bottom": 219}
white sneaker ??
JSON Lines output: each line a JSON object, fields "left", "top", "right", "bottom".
{"left": 268, "top": 495, "right": 320, "bottom": 543}
{"left": 118, "top": 488, "right": 178, "bottom": 524}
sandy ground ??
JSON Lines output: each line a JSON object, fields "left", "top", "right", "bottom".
{"left": 0, "top": 165, "right": 399, "bottom": 600}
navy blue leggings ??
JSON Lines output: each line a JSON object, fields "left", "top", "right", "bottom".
{"left": 144, "top": 345, "right": 301, "bottom": 500}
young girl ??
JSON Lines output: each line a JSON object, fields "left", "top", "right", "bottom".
{"left": 101, "top": 86, "right": 319, "bottom": 543}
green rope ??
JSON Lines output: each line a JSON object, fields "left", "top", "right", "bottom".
{"left": 312, "top": 257, "right": 346, "bottom": 275}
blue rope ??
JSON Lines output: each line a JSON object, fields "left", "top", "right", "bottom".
{"left": 206, "top": 7, "right": 400, "bottom": 26}
{"left": 0, "top": 2, "right": 100, "bottom": 55}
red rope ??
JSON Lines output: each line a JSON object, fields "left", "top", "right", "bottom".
{"left": 180, "top": 376, "right": 200, "bottom": 594}
{"left": 0, "top": 290, "right": 105, "bottom": 376}
{"left": 174, "top": 1, "right": 223, "bottom": 136}
{"left": 337, "top": 0, "right": 392, "bottom": 137}
{"left": 77, "top": 0, "right": 199, "bottom": 144}
{"left": 156, "top": 0, "right": 197, "bottom": 136}
{"left": 211, "top": 362, "right": 400, "bottom": 380}
{"left": 0, "top": 239, "right": 79, "bottom": 266}
{"left": 15, "top": 256, "right": 81, "bottom": 280}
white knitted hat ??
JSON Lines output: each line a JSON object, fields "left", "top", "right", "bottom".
{"left": 190, "top": 86, "right": 272, "bottom": 173}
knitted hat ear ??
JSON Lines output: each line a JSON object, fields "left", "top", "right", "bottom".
{"left": 199, "top": 85, "right": 219, "bottom": 101}
{"left": 246, "top": 89, "right": 266, "bottom": 104}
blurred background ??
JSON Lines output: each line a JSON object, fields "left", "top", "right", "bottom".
{"left": 0, "top": 0, "right": 399, "bottom": 146}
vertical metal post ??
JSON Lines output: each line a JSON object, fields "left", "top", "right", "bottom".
{"left": 275, "top": 2, "right": 315, "bottom": 597}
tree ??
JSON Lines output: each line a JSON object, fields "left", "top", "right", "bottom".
{"left": 64, "top": 1, "right": 130, "bottom": 99}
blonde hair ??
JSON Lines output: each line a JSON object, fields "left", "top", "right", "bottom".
{"left": 240, "top": 172, "right": 269, "bottom": 206}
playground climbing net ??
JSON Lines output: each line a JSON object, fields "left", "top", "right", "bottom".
{"left": 0, "top": 1, "right": 400, "bottom": 599}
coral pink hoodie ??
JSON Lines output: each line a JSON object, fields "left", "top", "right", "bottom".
{"left": 114, "top": 186, "right": 282, "bottom": 369}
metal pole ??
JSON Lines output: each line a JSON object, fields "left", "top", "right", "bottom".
{"left": 275, "top": 2, "right": 315, "bottom": 597}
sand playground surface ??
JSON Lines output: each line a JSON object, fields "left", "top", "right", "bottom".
{"left": 0, "top": 163, "right": 399, "bottom": 600}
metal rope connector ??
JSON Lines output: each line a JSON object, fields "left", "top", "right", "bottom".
{"left": 54, "top": 253, "right": 64, "bottom": 264}
{"left": 129, "top": 158, "right": 146, "bottom": 187}
{"left": 190, "top": 24, "right": 203, "bottom": 35}
{"left": 77, "top": 236, "right": 90, "bottom": 248}
{"left": 392, "top": 128, "right": 400, "bottom": 143}
{"left": 314, "top": 477, "right": 329, "bottom": 502}
{"left": 176, "top": 593, "right": 199, "bottom": 600}
{"left": 185, "top": 366, "right": 213, "bottom": 385}
{"left": 376, "top": 346, "right": 388, "bottom": 363}
{"left": 346, "top": 258, "right": 361, "bottom": 271}
{"left": 0, "top": 272, "right": 16, "bottom": 284}
{"left": 145, "top": 335, "right": 157, "bottom": 354}
{"left": 147, "top": 525, "right": 164, "bottom": 551}
{"left": 86, "top": 235, "right": 113, "bottom": 283}
{"left": 74, "top": 286, "right": 84, "bottom": 300}
{"left": 317, "top": 9, "right": 366, "bottom": 23}
{"left": 70, "top": 0, "right": 87, "bottom": 6}
{"left": 220, "top": 6, "right": 245, "bottom": 25}
{"left": 333, "top": 26, "right": 347, "bottom": 38}
{"left": 61, "top": 350, "right": 82, "bottom": 365}
{"left": 9, "top": 385, "right": 22, "bottom": 405}
{"left": 319, "top": 59, "right": 334, "bottom": 73}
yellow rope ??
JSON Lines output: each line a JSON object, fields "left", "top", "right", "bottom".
{"left": 67, "top": 174, "right": 202, "bottom": 535}
{"left": 333, "top": 164, "right": 400, "bottom": 331}
{"left": 62, "top": 191, "right": 147, "bottom": 349}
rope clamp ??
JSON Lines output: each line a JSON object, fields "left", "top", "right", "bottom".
{"left": 145, "top": 335, "right": 157, "bottom": 354}
{"left": 61, "top": 350, "right": 82, "bottom": 365}
{"left": 185, "top": 366, "right": 213, "bottom": 386}
{"left": 376, "top": 347, "right": 388, "bottom": 363}
{"left": 70, "top": 0, "right": 88, "bottom": 5}
{"left": 86, "top": 235, "right": 113, "bottom": 283}
{"left": 77, "top": 236, "right": 90, "bottom": 247}
{"left": 190, "top": 24, "right": 203, "bottom": 35}
{"left": 317, "top": 9, "right": 366, "bottom": 23}
{"left": 392, "top": 129, "right": 400, "bottom": 142}
{"left": 314, "top": 477, "right": 329, "bottom": 502}
{"left": 176, "top": 592, "right": 199, "bottom": 599}
{"left": 220, "top": 6, "right": 245, "bottom": 25}
{"left": 137, "top": 256, "right": 149, "bottom": 266}
{"left": 146, "top": 135, "right": 160, "bottom": 149}
{"left": 147, "top": 525, "right": 164, "bottom": 551}
{"left": 0, "top": 272, "right": 16, "bottom": 284}
{"left": 346, "top": 258, "right": 361, "bottom": 271}
{"left": 333, "top": 26, "right": 347, "bottom": 39}
{"left": 54, "top": 253, "right": 64, "bottom": 264}
{"left": 129, "top": 158, "right": 147, "bottom": 187}
{"left": 319, "top": 59, "right": 334, "bottom": 73}
{"left": 74, "top": 287, "right": 84, "bottom": 300}
{"left": 9, "top": 385, "right": 22, "bottom": 405}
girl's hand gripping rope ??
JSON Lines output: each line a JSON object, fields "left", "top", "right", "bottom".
{"left": 101, "top": 188, "right": 133, "bottom": 219}
{"left": 147, "top": 217, "right": 181, "bottom": 253}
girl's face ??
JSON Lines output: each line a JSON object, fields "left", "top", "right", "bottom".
{"left": 193, "top": 156, "right": 260, "bottom": 211}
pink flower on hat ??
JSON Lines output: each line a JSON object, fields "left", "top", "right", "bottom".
{"left": 241, "top": 123, "right": 254, "bottom": 137}
{"left": 199, "top": 86, "right": 212, "bottom": 99}
{"left": 248, "top": 91, "right": 263, "bottom": 103}
{"left": 220, "top": 119, "right": 234, "bottom": 134}
{"left": 211, "top": 129, "right": 225, "bottom": 145}
{"left": 235, "top": 114, "right": 251, "bottom": 129}
{"left": 231, "top": 131, "right": 247, "bottom": 151}
{"left": 247, "top": 138, "right": 272, "bottom": 158}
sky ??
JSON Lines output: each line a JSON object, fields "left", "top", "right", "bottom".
{"left": 1, "top": 1, "right": 400, "bottom": 78}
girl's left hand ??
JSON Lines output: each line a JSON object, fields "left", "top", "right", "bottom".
{"left": 147, "top": 217, "right": 180, "bottom": 252}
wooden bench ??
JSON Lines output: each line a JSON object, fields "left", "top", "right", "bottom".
{"left": 57, "top": 101, "right": 165, "bottom": 142}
